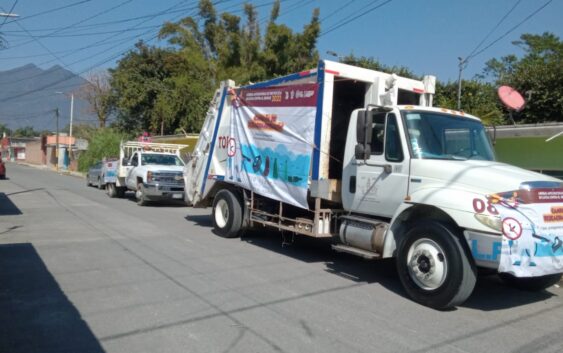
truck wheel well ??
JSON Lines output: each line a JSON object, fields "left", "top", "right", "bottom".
{"left": 384, "top": 205, "right": 461, "bottom": 258}
{"left": 136, "top": 176, "right": 143, "bottom": 185}
{"left": 205, "top": 182, "right": 245, "bottom": 207}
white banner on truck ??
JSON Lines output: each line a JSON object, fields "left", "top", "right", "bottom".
{"left": 495, "top": 188, "right": 563, "bottom": 277}
{"left": 226, "top": 84, "right": 318, "bottom": 209}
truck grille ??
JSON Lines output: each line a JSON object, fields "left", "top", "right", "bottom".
{"left": 154, "top": 172, "right": 184, "bottom": 185}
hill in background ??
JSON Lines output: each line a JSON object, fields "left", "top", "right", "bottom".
{"left": 0, "top": 64, "right": 96, "bottom": 132}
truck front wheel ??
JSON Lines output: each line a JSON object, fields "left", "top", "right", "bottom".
{"left": 212, "top": 189, "right": 243, "bottom": 238}
{"left": 498, "top": 273, "right": 562, "bottom": 291}
{"left": 396, "top": 222, "right": 476, "bottom": 309}
{"left": 136, "top": 183, "right": 148, "bottom": 206}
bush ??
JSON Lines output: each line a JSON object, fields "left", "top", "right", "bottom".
{"left": 78, "top": 128, "right": 127, "bottom": 172}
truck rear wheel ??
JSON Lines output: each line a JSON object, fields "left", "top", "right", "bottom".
{"left": 396, "top": 221, "right": 476, "bottom": 309}
{"left": 107, "top": 183, "right": 117, "bottom": 198}
{"left": 136, "top": 183, "right": 148, "bottom": 206}
{"left": 499, "top": 273, "right": 562, "bottom": 291}
{"left": 212, "top": 189, "right": 243, "bottom": 238}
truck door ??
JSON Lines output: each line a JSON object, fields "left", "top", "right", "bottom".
{"left": 345, "top": 111, "right": 410, "bottom": 218}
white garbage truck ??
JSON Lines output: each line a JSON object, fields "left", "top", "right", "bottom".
{"left": 106, "top": 141, "right": 188, "bottom": 206}
{"left": 184, "top": 60, "right": 563, "bottom": 309}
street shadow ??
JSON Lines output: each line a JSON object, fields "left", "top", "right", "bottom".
{"left": 241, "top": 229, "right": 402, "bottom": 286}
{"left": 184, "top": 214, "right": 213, "bottom": 228}
{"left": 461, "top": 274, "right": 555, "bottom": 311}
{"left": 0, "top": 243, "right": 105, "bottom": 353}
{"left": 239, "top": 230, "right": 558, "bottom": 311}
{"left": 0, "top": 192, "right": 23, "bottom": 216}
{"left": 123, "top": 192, "right": 187, "bottom": 207}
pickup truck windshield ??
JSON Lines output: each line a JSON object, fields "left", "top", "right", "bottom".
{"left": 141, "top": 154, "right": 184, "bottom": 166}
{"left": 403, "top": 111, "right": 495, "bottom": 161}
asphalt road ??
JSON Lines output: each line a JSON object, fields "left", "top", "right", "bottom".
{"left": 1, "top": 162, "right": 562, "bottom": 353}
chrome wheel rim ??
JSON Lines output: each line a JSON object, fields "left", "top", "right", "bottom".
{"left": 406, "top": 238, "right": 448, "bottom": 290}
{"left": 214, "top": 199, "right": 229, "bottom": 228}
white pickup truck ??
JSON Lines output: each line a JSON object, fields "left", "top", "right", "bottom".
{"left": 105, "top": 141, "right": 188, "bottom": 206}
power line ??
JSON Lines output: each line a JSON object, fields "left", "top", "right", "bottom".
{"left": 0, "top": 4, "right": 71, "bottom": 70}
{"left": 320, "top": 0, "right": 356, "bottom": 23}
{"left": 5, "top": 0, "right": 135, "bottom": 50}
{"left": 0, "top": 0, "right": 194, "bottom": 86}
{"left": 0, "top": 0, "right": 18, "bottom": 29}
{"left": 3, "top": 1, "right": 92, "bottom": 26}
{"left": 0, "top": 1, "right": 207, "bottom": 101}
{"left": 321, "top": 0, "right": 393, "bottom": 37}
{"left": 465, "top": 0, "right": 523, "bottom": 61}
{"left": 467, "top": 0, "right": 553, "bottom": 60}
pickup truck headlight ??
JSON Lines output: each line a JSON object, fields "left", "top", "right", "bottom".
{"left": 474, "top": 213, "right": 502, "bottom": 232}
{"left": 147, "top": 171, "right": 153, "bottom": 183}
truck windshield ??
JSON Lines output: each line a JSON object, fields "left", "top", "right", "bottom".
{"left": 403, "top": 111, "right": 495, "bottom": 161}
{"left": 141, "top": 154, "right": 184, "bottom": 166}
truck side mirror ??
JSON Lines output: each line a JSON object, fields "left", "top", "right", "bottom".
{"left": 355, "top": 144, "right": 371, "bottom": 160}
{"left": 355, "top": 110, "right": 373, "bottom": 160}
{"left": 356, "top": 110, "right": 373, "bottom": 145}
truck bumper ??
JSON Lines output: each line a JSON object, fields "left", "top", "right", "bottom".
{"left": 143, "top": 183, "right": 185, "bottom": 201}
{"left": 464, "top": 230, "right": 502, "bottom": 270}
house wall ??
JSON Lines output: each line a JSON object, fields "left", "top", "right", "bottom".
{"left": 25, "top": 140, "right": 46, "bottom": 165}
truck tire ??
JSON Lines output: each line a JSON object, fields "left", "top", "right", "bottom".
{"left": 212, "top": 189, "right": 243, "bottom": 238}
{"left": 498, "top": 273, "right": 562, "bottom": 291}
{"left": 107, "top": 183, "right": 117, "bottom": 198}
{"left": 396, "top": 221, "right": 477, "bottom": 310}
{"left": 97, "top": 177, "right": 104, "bottom": 190}
{"left": 136, "top": 183, "right": 148, "bottom": 206}
{"left": 116, "top": 187, "right": 126, "bottom": 198}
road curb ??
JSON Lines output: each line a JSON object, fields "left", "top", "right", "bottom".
{"left": 8, "top": 161, "right": 85, "bottom": 179}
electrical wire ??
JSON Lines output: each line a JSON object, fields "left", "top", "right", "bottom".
{"left": 2, "top": 1, "right": 92, "bottom": 26}
{"left": 0, "top": 0, "right": 18, "bottom": 29}
{"left": 466, "top": 0, "right": 553, "bottom": 60}
{"left": 465, "top": 0, "right": 523, "bottom": 61}
{"left": 321, "top": 0, "right": 393, "bottom": 37}
{"left": 5, "top": 0, "right": 135, "bottom": 50}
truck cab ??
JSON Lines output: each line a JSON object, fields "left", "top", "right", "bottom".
{"left": 125, "top": 150, "right": 186, "bottom": 205}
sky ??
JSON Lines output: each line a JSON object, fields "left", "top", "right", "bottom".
{"left": 0, "top": 0, "right": 561, "bottom": 83}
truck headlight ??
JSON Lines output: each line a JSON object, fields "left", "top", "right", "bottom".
{"left": 147, "top": 171, "right": 153, "bottom": 183}
{"left": 474, "top": 213, "right": 502, "bottom": 232}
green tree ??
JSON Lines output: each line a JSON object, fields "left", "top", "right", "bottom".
{"left": 13, "top": 126, "right": 38, "bottom": 137}
{"left": 482, "top": 32, "right": 563, "bottom": 123}
{"left": 110, "top": 0, "right": 321, "bottom": 136}
{"left": 77, "top": 128, "right": 127, "bottom": 172}
{"left": 435, "top": 80, "right": 504, "bottom": 126}
{"left": 0, "top": 123, "right": 11, "bottom": 136}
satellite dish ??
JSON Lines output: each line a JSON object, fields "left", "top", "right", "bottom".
{"left": 498, "top": 86, "right": 526, "bottom": 111}
{"left": 498, "top": 85, "right": 526, "bottom": 125}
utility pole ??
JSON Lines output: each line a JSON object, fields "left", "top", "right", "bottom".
{"left": 69, "top": 93, "right": 74, "bottom": 162}
{"left": 456, "top": 57, "right": 467, "bottom": 111}
{"left": 55, "top": 108, "right": 59, "bottom": 172}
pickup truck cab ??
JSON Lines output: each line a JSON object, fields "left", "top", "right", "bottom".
{"left": 125, "top": 151, "right": 185, "bottom": 205}
{"left": 104, "top": 141, "right": 188, "bottom": 206}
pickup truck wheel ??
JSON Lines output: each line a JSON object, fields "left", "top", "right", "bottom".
{"left": 498, "top": 273, "right": 562, "bottom": 291}
{"left": 212, "top": 189, "right": 243, "bottom": 238}
{"left": 107, "top": 183, "right": 117, "bottom": 198}
{"left": 97, "top": 177, "right": 104, "bottom": 190}
{"left": 396, "top": 221, "right": 476, "bottom": 309}
{"left": 136, "top": 183, "right": 148, "bottom": 206}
